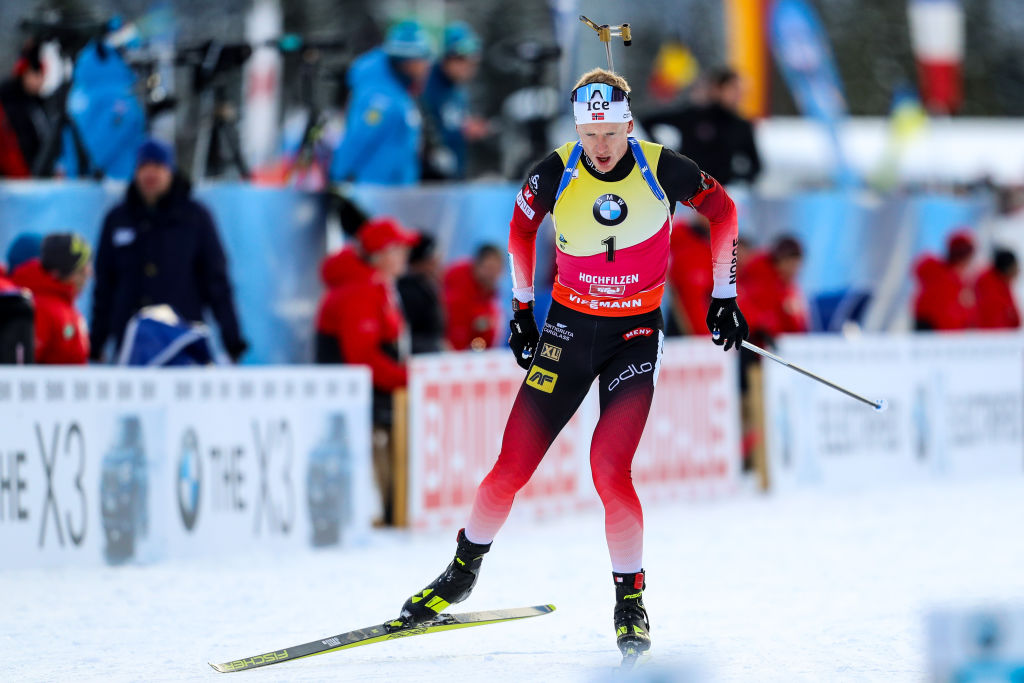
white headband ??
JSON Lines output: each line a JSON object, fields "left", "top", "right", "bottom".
{"left": 571, "top": 82, "right": 632, "bottom": 125}
{"left": 573, "top": 100, "right": 632, "bottom": 125}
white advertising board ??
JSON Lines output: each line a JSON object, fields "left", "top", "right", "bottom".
{"left": 763, "top": 333, "right": 1024, "bottom": 491}
{"left": 0, "top": 367, "right": 373, "bottom": 569}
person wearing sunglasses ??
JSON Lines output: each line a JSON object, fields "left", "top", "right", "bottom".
{"left": 397, "top": 68, "right": 748, "bottom": 659}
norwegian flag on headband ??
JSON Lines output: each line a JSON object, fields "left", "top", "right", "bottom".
{"left": 908, "top": 0, "right": 964, "bottom": 114}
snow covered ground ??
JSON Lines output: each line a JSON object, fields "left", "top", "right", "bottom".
{"left": 4, "top": 477, "right": 1024, "bottom": 682}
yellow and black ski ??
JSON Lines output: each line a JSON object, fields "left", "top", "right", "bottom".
{"left": 209, "top": 604, "right": 556, "bottom": 673}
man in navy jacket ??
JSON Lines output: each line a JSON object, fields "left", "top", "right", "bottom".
{"left": 90, "top": 139, "right": 247, "bottom": 362}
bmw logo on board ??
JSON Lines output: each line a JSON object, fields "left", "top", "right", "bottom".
{"left": 593, "top": 194, "right": 628, "bottom": 226}
{"left": 177, "top": 429, "right": 202, "bottom": 532}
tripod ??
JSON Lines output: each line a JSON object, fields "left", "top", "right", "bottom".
{"left": 178, "top": 40, "right": 252, "bottom": 181}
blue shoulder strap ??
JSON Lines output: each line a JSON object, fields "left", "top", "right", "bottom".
{"left": 553, "top": 141, "right": 583, "bottom": 205}
{"left": 553, "top": 138, "right": 668, "bottom": 207}
{"left": 627, "top": 137, "right": 667, "bottom": 203}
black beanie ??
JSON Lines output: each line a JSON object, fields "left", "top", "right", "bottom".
{"left": 40, "top": 233, "right": 91, "bottom": 280}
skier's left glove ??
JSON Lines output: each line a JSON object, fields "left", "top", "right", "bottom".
{"left": 706, "top": 297, "right": 749, "bottom": 352}
{"left": 508, "top": 299, "right": 539, "bottom": 370}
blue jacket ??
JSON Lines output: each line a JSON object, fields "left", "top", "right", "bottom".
{"left": 90, "top": 176, "right": 245, "bottom": 358}
{"left": 329, "top": 49, "right": 422, "bottom": 185}
{"left": 421, "top": 63, "right": 469, "bottom": 179}
{"left": 59, "top": 41, "right": 145, "bottom": 181}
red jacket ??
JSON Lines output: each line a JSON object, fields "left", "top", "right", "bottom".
{"left": 315, "top": 247, "right": 407, "bottom": 390}
{"left": 443, "top": 260, "right": 501, "bottom": 351}
{"left": 0, "top": 264, "right": 17, "bottom": 292}
{"left": 737, "top": 252, "right": 809, "bottom": 338}
{"left": 11, "top": 259, "right": 89, "bottom": 364}
{"left": 975, "top": 266, "right": 1020, "bottom": 330}
{"left": 667, "top": 218, "right": 713, "bottom": 335}
{"left": 913, "top": 255, "right": 975, "bottom": 330}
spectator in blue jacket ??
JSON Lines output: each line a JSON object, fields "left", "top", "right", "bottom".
{"left": 90, "top": 139, "right": 248, "bottom": 362}
{"left": 421, "top": 22, "right": 487, "bottom": 180}
{"left": 329, "top": 20, "right": 433, "bottom": 186}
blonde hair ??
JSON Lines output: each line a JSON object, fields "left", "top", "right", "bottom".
{"left": 572, "top": 68, "right": 631, "bottom": 94}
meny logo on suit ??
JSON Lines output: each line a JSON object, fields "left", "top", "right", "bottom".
{"left": 623, "top": 327, "right": 653, "bottom": 340}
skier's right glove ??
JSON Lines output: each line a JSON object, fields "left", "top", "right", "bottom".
{"left": 508, "top": 300, "right": 539, "bottom": 370}
{"left": 705, "top": 296, "right": 749, "bottom": 352}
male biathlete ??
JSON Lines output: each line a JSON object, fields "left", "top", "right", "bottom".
{"left": 398, "top": 68, "right": 749, "bottom": 657}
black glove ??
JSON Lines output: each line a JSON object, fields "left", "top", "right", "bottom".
{"left": 705, "top": 297, "right": 749, "bottom": 352}
{"left": 508, "top": 300, "right": 539, "bottom": 370}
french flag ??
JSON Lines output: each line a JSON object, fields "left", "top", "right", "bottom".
{"left": 908, "top": 0, "right": 964, "bottom": 114}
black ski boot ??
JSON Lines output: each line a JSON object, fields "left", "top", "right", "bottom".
{"left": 613, "top": 570, "right": 651, "bottom": 657}
{"left": 398, "top": 528, "right": 491, "bottom": 624}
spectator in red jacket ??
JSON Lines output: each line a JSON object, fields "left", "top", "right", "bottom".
{"left": 913, "top": 230, "right": 976, "bottom": 331}
{"left": 11, "top": 233, "right": 92, "bottom": 364}
{"left": 443, "top": 244, "right": 504, "bottom": 351}
{"left": 975, "top": 248, "right": 1020, "bottom": 329}
{"left": 314, "top": 216, "right": 417, "bottom": 525}
{"left": 737, "top": 235, "right": 808, "bottom": 345}
{"left": 315, "top": 217, "right": 416, "bottom": 387}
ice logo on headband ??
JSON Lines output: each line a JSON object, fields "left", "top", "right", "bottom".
{"left": 572, "top": 83, "right": 631, "bottom": 124}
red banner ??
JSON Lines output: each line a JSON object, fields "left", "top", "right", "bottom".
{"left": 407, "top": 341, "right": 741, "bottom": 531}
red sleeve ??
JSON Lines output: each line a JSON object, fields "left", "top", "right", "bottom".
{"left": 333, "top": 290, "right": 408, "bottom": 390}
{"left": 509, "top": 188, "right": 546, "bottom": 303}
{"left": 0, "top": 106, "right": 29, "bottom": 178}
{"left": 509, "top": 153, "right": 562, "bottom": 303}
{"left": 687, "top": 173, "right": 738, "bottom": 299}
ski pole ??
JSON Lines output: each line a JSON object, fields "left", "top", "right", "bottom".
{"left": 738, "top": 338, "right": 888, "bottom": 412}
{"left": 579, "top": 15, "right": 631, "bottom": 71}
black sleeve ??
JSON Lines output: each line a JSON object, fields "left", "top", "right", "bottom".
{"left": 194, "top": 204, "right": 246, "bottom": 355}
{"left": 519, "top": 151, "right": 564, "bottom": 216}
{"left": 655, "top": 147, "right": 705, "bottom": 207}
{"left": 89, "top": 211, "right": 116, "bottom": 359}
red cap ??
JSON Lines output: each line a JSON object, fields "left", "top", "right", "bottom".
{"left": 358, "top": 217, "right": 418, "bottom": 254}
{"left": 946, "top": 229, "right": 975, "bottom": 263}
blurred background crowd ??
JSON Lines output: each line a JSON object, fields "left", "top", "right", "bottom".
{"left": 2, "top": 0, "right": 1024, "bottom": 378}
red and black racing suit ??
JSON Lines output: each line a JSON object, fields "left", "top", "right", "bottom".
{"left": 464, "top": 140, "right": 738, "bottom": 572}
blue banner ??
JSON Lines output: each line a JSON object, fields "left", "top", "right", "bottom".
{"left": 0, "top": 181, "right": 993, "bottom": 360}
{"left": 769, "top": 0, "right": 856, "bottom": 187}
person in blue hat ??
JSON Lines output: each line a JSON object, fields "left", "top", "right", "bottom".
{"left": 421, "top": 21, "right": 487, "bottom": 180}
{"left": 329, "top": 20, "right": 433, "bottom": 185}
{"left": 90, "top": 138, "right": 248, "bottom": 363}
{"left": 4, "top": 232, "right": 44, "bottom": 275}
